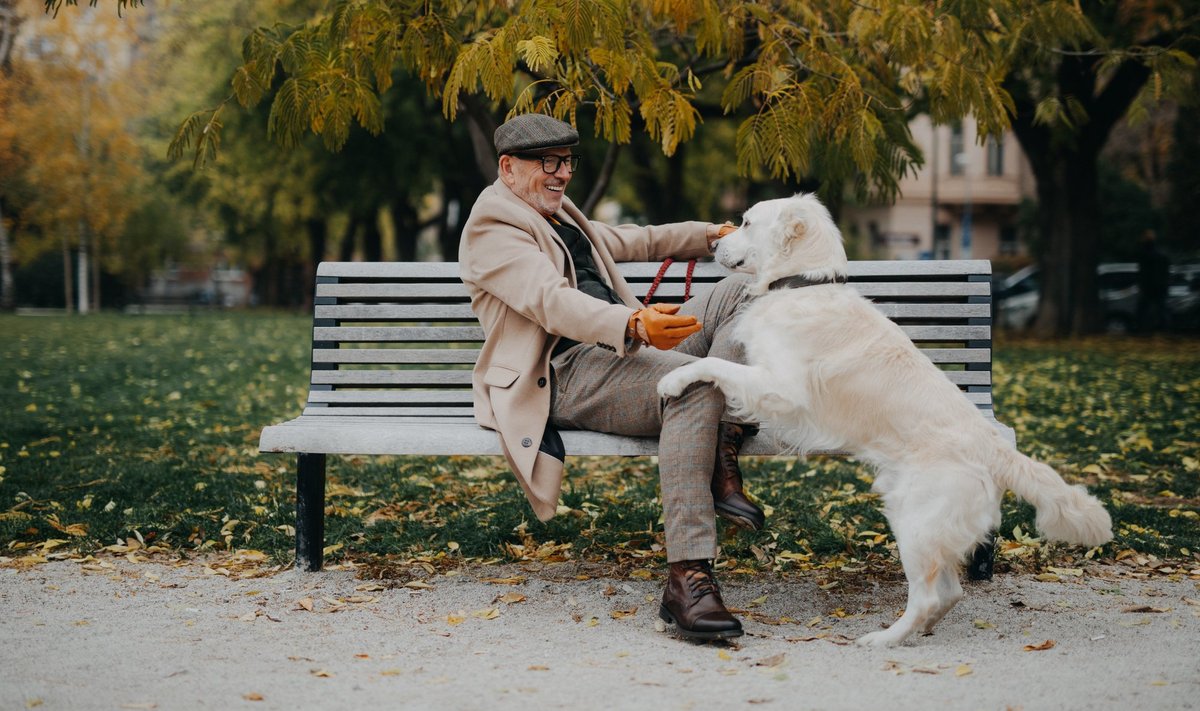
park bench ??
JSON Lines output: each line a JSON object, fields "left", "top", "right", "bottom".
{"left": 259, "top": 259, "right": 1012, "bottom": 574}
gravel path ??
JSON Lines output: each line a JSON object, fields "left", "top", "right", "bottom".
{"left": 2, "top": 559, "right": 1198, "bottom": 710}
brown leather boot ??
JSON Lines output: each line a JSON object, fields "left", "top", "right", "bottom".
{"left": 658, "top": 560, "right": 743, "bottom": 640}
{"left": 712, "top": 423, "right": 765, "bottom": 531}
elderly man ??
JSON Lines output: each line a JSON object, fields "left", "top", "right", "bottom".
{"left": 459, "top": 113, "right": 761, "bottom": 640}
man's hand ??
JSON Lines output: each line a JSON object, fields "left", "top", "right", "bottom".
{"left": 628, "top": 304, "right": 702, "bottom": 350}
{"left": 708, "top": 222, "right": 737, "bottom": 251}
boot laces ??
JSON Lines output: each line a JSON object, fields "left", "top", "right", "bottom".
{"left": 682, "top": 561, "right": 721, "bottom": 600}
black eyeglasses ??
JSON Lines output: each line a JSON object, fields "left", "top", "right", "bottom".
{"left": 512, "top": 153, "right": 581, "bottom": 174}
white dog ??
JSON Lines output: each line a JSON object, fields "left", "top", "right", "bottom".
{"left": 657, "top": 194, "right": 1113, "bottom": 647}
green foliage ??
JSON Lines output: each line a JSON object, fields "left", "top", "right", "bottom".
{"left": 1, "top": 317, "right": 1197, "bottom": 575}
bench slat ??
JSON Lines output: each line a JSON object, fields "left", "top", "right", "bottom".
{"left": 303, "top": 406, "right": 475, "bottom": 417}
{"left": 262, "top": 414, "right": 1012, "bottom": 456}
{"left": 311, "top": 346, "right": 988, "bottom": 366}
{"left": 316, "top": 302, "right": 990, "bottom": 321}
{"left": 307, "top": 368, "right": 988, "bottom": 389}
{"left": 312, "top": 348, "right": 480, "bottom": 364}
{"left": 312, "top": 324, "right": 989, "bottom": 344}
{"left": 311, "top": 371, "right": 474, "bottom": 386}
{"left": 308, "top": 391, "right": 475, "bottom": 404}
{"left": 315, "top": 281, "right": 992, "bottom": 301}
{"left": 313, "top": 326, "right": 485, "bottom": 342}
{"left": 316, "top": 260, "right": 992, "bottom": 279}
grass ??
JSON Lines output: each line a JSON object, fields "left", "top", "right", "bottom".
{"left": 1, "top": 312, "right": 1198, "bottom": 578}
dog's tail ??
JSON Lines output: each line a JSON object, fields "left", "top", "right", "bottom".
{"left": 994, "top": 448, "right": 1113, "bottom": 547}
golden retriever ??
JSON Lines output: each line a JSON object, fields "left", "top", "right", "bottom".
{"left": 657, "top": 194, "right": 1112, "bottom": 646}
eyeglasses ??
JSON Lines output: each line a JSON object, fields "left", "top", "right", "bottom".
{"left": 512, "top": 153, "right": 581, "bottom": 174}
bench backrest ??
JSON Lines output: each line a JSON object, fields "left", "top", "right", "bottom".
{"left": 306, "top": 260, "right": 997, "bottom": 421}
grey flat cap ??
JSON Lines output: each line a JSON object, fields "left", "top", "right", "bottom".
{"left": 494, "top": 114, "right": 579, "bottom": 155}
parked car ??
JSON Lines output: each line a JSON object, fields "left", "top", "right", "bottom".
{"left": 996, "top": 262, "right": 1199, "bottom": 333}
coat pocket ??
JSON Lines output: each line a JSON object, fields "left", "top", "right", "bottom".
{"left": 483, "top": 365, "right": 520, "bottom": 388}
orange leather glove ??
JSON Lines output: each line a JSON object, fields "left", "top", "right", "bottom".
{"left": 628, "top": 304, "right": 702, "bottom": 350}
{"left": 708, "top": 222, "right": 737, "bottom": 251}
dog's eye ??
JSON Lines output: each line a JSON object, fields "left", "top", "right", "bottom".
{"left": 742, "top": 220, "right": 750, "bottom": 228}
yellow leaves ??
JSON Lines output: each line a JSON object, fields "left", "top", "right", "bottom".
{"left": 242, "top": 693, "right": 264, "bottom": 702}
{"left": 480, "top": 575, "right": 526, "bottom": 585}
{"left": 610, "top": 607, "right": 638, "bottom": 619}
{"left": 495, "top": 592, "right": 526, "bottom": 605}
{"left": 1023, "top": 639, "right": 1056, "bottom": 652}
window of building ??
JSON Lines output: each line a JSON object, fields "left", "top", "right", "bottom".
{"left": 987, "top": 135, "right": 1004, "bottom": 176}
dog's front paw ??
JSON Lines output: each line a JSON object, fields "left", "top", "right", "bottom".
{"left": 657, "top": 366, "right": 701, "bottom": 399}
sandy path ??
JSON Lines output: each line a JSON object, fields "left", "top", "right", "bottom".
{"left": 2, "top": 559, "right": 1198, "bottom": 710}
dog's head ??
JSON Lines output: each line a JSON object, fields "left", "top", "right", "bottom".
{"left": 715, "top": 193, "right": 849, "bottom": 294}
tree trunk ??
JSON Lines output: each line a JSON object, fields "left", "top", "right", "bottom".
{"left": 338, "top": 215, "right": 359, "bottom": 261}
{"left": 391, "top": 198, "right": 418, "bottom": 261}
{"left": 362, "top": 212, "right": 383, "bottom": 263}
{"left": 61, "top": 233, "right": 73, "bottom": 314}
{"left": 0, "top": 199, "right": 13, "bottom": 311}
{"left": 581, "top": 142, "right": 621, "bottom": 218}
{"left": 304, "top": 217, "right": 326, "bottom": 308}
{"left": 1031, "top": 159, "right": 1102, "bottom": 337}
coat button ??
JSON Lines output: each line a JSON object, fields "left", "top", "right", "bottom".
{"left": 537, "top": 377, "right": 547, "bottom": 387}
{"left": 521, "top": 437, "right": 533, "bottom": 447}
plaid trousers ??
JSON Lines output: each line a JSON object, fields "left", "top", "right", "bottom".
{"left": 549, "top": 274, "right": 751, "bottom": 562}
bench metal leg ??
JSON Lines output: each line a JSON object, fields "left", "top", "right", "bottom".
{"left": 295, "top": 453, "right": 326, "bottom": 572}
{"left": 966, "top": 531, "right": 995, "bottom": 581}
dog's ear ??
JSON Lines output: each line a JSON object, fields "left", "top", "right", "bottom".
{"left": 775, "top": 201, "right": 810, "bottom": 255}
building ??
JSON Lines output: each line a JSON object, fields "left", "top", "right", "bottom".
{"left": 842, "top": 115, "right": 1037, "bottom": 263}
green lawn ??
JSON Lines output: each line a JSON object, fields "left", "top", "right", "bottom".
{"left": 1, "top": 312, "right": 1197, "bottom": 579}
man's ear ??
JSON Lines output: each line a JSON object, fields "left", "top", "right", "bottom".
{"left": 498, "top": 155, "right": 515, "bottom": 185}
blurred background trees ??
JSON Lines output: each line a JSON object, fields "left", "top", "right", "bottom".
{"left": 1, "top": 0, "right": 1197, "bottom": 337}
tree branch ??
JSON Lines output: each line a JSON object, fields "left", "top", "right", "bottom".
{"left": 581, "top": 141, "right": 620, "bottom": 218}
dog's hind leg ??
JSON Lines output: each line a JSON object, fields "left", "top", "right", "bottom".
{"left": 857, "top": 496, "right": 969, "bottom": 646}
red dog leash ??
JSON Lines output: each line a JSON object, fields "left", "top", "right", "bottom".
{"left": 642, "top": 258, "right": 697, "bottom": 305}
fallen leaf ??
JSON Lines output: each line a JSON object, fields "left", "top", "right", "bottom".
{"left": 480, "top": 576, "right": 525, "bottom": 585}
{"left": 1035, "top": 573, "right": 1061, "bottom": 583}
{"left": 471, "top": 607, "right": 500, "bottom": 620}
{"left": 404, "top": 581, "right": 434, "bottom": 590}
{"left": 955, "top": 664, "right": 973, "bottom": 677}
{"left": 610, "top": 607, "right": 638, "bottom": 619}
{"left": 586, "top": 617, "right": 599, "bottom": 627}
{"left": 527, "top": 665, "right": 550, "bottom": 671}
{"left": 446, "top": 614, "right": 466, "bottom": 626}
{"left": 1023, "top": 639, "right": 1056, "bottom": 652}
{"left": 380, "top": 669, "right": 403, "bottom": 676}
{"left": 755, "top": 653, "right": 786, "bottom": 668}
{"left": 747, "top": 595, "right": 768, "bottom": 608}
{"left": 242, "top": 693, "right": 263, "bottom": 701}
{"left": 341, "top": 596, "right": 378, "bottom": 604}
{"left": 237, "top": 611, "right": 259, "bottom": 622}
{"left": 310, "top": 669, "right": 334, "bottom": 678}
{"left": 718, "top": 649, "right": 733, "bottom": 661}
{"left": 1121, "top": 605, "right": 1170, "bottom": 613}
{"left": 973, "top": 619, "right": 994, "bottom": 629}
{"left": 355, "top": 583, "right": 386, "bottom": 592}
{"left": 496, "top": 592, "right": 526, "bottom": 604}
{"left": 295, "top": 598, "right": 314, "bottom": 612}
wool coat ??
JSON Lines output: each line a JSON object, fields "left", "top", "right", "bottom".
{"left": 459, "top": 179, "right": 713, "bottom": 520}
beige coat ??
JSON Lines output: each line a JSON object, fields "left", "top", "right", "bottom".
{"left": 459, "top": 179, "right": 712, "bottom": 520}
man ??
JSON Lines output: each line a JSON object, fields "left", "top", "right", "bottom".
{"left": 459, "top": 113, "right": 762, "bottom": 640}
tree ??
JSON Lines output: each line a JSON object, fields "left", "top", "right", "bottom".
{"left": 1003, "top": 1, "right": 1198, "bottom": 336}
{"left": 174, "top": 0, "right": 1034, "bottom": 211}
{"left": 1, "top": 0, "right": 145, "bottom": 311}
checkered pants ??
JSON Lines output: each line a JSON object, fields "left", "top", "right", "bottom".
{"left": 549, "top": 274, "right": 751, "bottom": 562}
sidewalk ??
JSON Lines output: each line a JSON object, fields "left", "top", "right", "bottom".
{"left": 2, "top": 559, "right": 1197, "bottom": 710}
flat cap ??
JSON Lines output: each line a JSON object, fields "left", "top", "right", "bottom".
{"left": 494, "top": 113, "right": 579, "bottom": 155}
